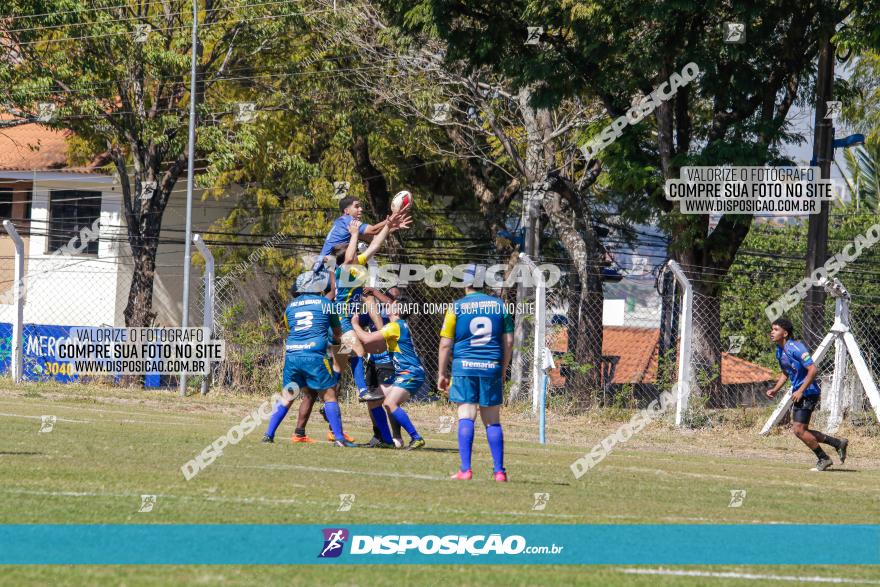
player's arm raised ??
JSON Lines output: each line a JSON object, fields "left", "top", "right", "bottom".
{"left": 361, "top": 209, "right": 411, "bottom": 238}
{"left": 341, "top": 220, "right": 361, "bottom": 265}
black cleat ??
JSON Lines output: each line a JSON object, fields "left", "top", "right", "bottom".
{"left": 261, "top": 434, "right": 274, "bottom": 443}
{"left": 404, "top": 438, "right": 426, "bottom": 451}
{"left": 836, "top": 438, "right": 848, "bottom": 464}
{"left": 358, "top": 436, "right": 394, "bottom": 448}
{"left": 814, "top": 457, "right": 833, "bottom": 471}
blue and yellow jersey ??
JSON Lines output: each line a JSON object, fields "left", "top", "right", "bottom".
{"left": 360, "top": 311, "right": 392, "bottom": 365}
{"left": 776, "top": 339, "right": 821, "bottom": 397}
{"left": 283, "top": 294, "right": 338, "bottom": 356}
{"left": 333, "top": 253, "right": 369, "bottom": 332}
{"left": 380, "top": 319, "right": 424, "bottom": 377}
{"left": 440, "top": 292, "right": 514, "bottom": 376}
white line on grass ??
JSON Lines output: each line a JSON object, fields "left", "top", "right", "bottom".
{"left": 222, "top": 462, "right": 450, "bottom": 481}
{"left": 0, "top": 411, "right": 195, "bottom": 427}
{"left": 0, "top": 398, "right": 211, "bottom": 422}
{"left": 0, "top": 412, "right": 90, "bottom": 423}
{"left": 0, "top": 487, "right": 306, "bottom": 505}
{"left": 621, "top": 568, "right": 880, "bottom": 584}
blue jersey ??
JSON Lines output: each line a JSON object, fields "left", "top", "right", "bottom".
{"left": 776, "top": 339, "right": 820, "bottom": 397}
{"left": 334, "top": 253, "right": 368, "bottom": 332}
{"left": 318, "top": 215, "right": 369, "bottom": 259}
{"left": 284, "top": 294, "right": 336, "bottom": 356}
{"left": 440, "top": 292, "right": 513, "bottom": 377}
{"left": 360, "top": 311, "right": 391, "bottom": 365}
{"left": 380, "top": 319, "right": 424, "bottom": 377}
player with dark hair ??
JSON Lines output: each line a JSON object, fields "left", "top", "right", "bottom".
{"left": 313, "top": 196, "right": 410, "bottom": 272}
{"left": 766, "top": 317, "right": 848, "bottom": 471}
{"left": 351, "top": 296, "right": 426, "bottom": 451}
{"left": 437, "top": 265, "right": 513, "bottom": 481}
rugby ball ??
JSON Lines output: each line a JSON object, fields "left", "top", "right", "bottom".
{"left": 391, "top": 190, "right": 413, "bottom": 213}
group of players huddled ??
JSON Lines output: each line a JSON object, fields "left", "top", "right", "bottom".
{"left": 261, "top": 196, "right": 514, "bottom": 481}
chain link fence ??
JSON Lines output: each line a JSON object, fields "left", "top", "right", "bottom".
{"left": 2, "top": 224, "right": 878, "bottom": 436}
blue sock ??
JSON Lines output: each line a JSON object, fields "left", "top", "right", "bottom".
{"left": 323, "top": 401, "right": 345, "bottom": 441}
{"left": 264, "top": 401, "right": 290, "bottom": 439}
{"left": 350, "top": 356, "right": 367, "bottom": 394}
{"left": 458, "top": 418, "right": 475, "bottom": 472}
{"left": 391, "top": 407, "right": 421, "bottom": 441}
{"left": 370, "top": 406, "right": 394, "bottom": 444}
{"left": 486, "top": 423, "right": 505, "bottom": 473}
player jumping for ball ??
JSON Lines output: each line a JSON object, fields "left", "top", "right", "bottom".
{"left": 351, "top": 295, "right": 426, "bottom": 450}
{"left": 437, "top": 266, "right": 513, "bottom": 481}
{"left": 332, "top": 212, "right": 407, "bottom": 401}
{"left": 262, "top": 269, "right": 355, "bottom": 447}
{"left": 314, "top": 196, "right": 410, "bottom": 272}
{"left": 766, "top": 317, "right": 848, "bottom": 471}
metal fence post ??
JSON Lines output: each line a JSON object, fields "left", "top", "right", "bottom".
{"left": 665, "top": 260, "right": 693, "bottom": 427}
{"left": 193, "top": 234, "right": 214, "bottom": 395}
{"left": 3, "top": 220, "right": 24, "bottom": 384}
{"left": 519, "top": 253, "right": 547, "bottom": 422}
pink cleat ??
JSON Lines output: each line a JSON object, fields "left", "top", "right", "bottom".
{"left": 451, "top": 470, "right": 473, "bottom": 480}
{"left": 493, "top": 471, "right": 508, "bottom": 482}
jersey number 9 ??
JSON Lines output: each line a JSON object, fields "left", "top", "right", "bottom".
{"left": 469, "top": 317, "right": 492, "bottom": 346}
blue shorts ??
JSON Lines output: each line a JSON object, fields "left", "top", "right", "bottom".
{"left": 389, "top": 371, "right": 425, "bottom": 394}
{"left": 449, "top": 375, "right": 503, "bottom": 407}
{"left": 283, "top": 353, "right": 336, "bottom": 392}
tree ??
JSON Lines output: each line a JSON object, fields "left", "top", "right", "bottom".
{"left": 336, "top": 0, "right": 633, "bottom": 402}
{"left": 384, "top": 0, "right": 880, "bottom": 408}
{"left": 1, "top": 0, "right": 300, "bottom": 327}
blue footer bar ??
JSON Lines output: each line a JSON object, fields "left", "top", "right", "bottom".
{"left": 1, "top": 524, "right": 878, "bottom": 565}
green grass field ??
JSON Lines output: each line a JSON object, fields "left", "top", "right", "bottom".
{"left": 1, "top": 383, "right": 879, "bottom": 586}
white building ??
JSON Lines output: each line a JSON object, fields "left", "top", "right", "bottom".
{"left": 0, "top": 120, "right": 236, "bottom": 380}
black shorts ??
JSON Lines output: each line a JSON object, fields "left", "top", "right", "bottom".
{"left": 791, "top": 396, "right": 819, "bottom": 425}
{"left": 366, "top": 361, "right": 395, "bottom": 388}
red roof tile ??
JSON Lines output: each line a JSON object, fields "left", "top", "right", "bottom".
{"left": 0, "top": 120, "right": 71, "bottom": 171}
{"left": 0, "top": 116, "right": 107, "bottom": 172}
{"left": 548, "top": 326, "right": 774, "bottom": 386}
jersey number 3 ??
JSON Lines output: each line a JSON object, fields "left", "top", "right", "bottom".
{"left": 469, "top": 317, "right": 492, "bottom": 346}
{"left": 293, "top": 311, "right": 314, "bottom": 331}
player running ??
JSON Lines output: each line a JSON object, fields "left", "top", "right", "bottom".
{"left": 262, "top": 269, "right": 356, "bottom": 447}
{"left": 766, "top": 317, "right": 848, "bottom": 471}
{"left": 437, "top": 267, "right": 513, "bottom": 481}
{"left": 351, "top": 295, "right": 426, "bottom": 450}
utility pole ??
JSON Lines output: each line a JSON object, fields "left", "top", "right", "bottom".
{"left": 803, "top": 28, "right": 835, "bottom": 350}
{"left": 179, "top": 0, "right": 199, "bottom": 396}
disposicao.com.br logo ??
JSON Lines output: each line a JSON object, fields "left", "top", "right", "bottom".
{"left": 319, "top": 529, "right": 564, "bottom": 558}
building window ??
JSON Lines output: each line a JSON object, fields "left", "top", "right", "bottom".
{"left": 23, "top": 189, "right": 32, "bottom": 221}
{"left": 0, "top": 188, "right": 12, "bottom": 220}
{"left": 48, "top": 190, "right": 101, "bottom": 255}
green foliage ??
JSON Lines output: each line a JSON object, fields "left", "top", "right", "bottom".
{"left": 720, "top": 204, "right": 880, "bottom": 371}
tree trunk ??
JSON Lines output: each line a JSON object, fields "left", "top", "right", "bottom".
{"left": 124, "top": 240, "right": 159, "bottom": 327}
{"left": 541, "top": 188, "right": 604, "bottom": 406}
{"left": 349, "top": 131, "right": 403, "bottom": 263}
